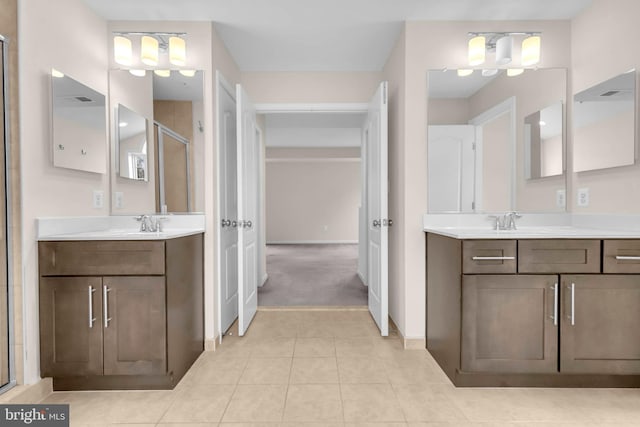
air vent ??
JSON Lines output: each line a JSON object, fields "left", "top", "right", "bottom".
{"left": 75, "top": 96, "right": 92, "bottom": 102}
{"left": 600, "top": 90, "right": 621, "bottom": 97}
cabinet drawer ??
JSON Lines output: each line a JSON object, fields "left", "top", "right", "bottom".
{"left": 39, "top": 241, "right": 165, "bottom": 276}
{"left": 463, "top": 240, "right": 517, "bottom": 274}
{"left": 603, "top": 240, "right": 640, "bottom": 273}
{"left": 519, "top": 239, "right": 600, "bottom": 273}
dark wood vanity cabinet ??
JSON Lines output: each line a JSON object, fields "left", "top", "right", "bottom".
{"left": 426, "top": 233, "right": 640, "bottom": 387}
{"left": 39, "top": 234, "right": 204, "bottom": 390}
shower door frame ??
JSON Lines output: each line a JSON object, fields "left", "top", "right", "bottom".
{"left": 0, "top": 33, "right": 16, "bottom": 394}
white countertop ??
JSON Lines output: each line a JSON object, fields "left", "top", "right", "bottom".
{"left": 36, "top": 215, "right": 205, "bottom": 241}
{"left": 424, "top": 226, "right": 640, "bottom": 239}
{"left": 38, "top": 228, "right": 204, "bottom": 241}
{"left": 423, "top": 213, "right": 640, "bottom": 239}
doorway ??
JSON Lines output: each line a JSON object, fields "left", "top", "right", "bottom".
{"left": 216, "top": 78, "right": 389, "bottom": 338}
{"left": 258, "top": 111, "right": 366, "bottom": 307}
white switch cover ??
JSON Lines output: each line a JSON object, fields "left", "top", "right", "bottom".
{"left": 577, "top": 188, "right": 589, "bottom": 207}
{"left": 556, "top": 189, "right": 566, "bottom": 208}
{"left": 115, "top": 192, "right": 124, "bottom": 209}
{"left": 92, "top": 190, "right": 104, "bottom": 209}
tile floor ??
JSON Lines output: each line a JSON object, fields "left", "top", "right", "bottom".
{"left": 41, "top": 309, "right": 640, "bottom": 426}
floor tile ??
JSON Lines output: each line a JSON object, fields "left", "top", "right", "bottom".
{"left": 189, "top": 355, "right": 249, "bottom": 385}
{"left": 294, "top": 337, "right": 336, "bottom": 357}
{"left": 290, "top": 357, "right": 339, "bottom": 384}
{"left": 340, "top": 384, "right": 405, "bottom": 422}
{"left": 249, "top": 337, "right": 296, "bottom": 358}
{"left": 239, "top": 357, "right": 292, "bottom": 384}
{"left": 283, "top": 384, "right": 343, "bottom": 422}
{"left": 160, "top": 385, "right": 234, "bottom": 423}
{"left": 222, "top": 384, "right": 287, "bottom": 422}
{"left": 392, "top": 384, "right": 468, "bottom": 422}
{"left": 337, "top": 357, "right": 388, "bottom": 383}
{"left": 335, "top": 338, "right": 377, "bottom": 358}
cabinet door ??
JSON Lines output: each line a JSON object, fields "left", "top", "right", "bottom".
{"left": 39, "top": 277, "right": 103, "bottom": 377}
{"left": 102, "top": 277, "right": 166, "bottom": 376}
{"left": 462, "top": 275, "right": 559, "bottom": 373}
{"left": 561, "top": 275, "right": 640, "bottom": 374}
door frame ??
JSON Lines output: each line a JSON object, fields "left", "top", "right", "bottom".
{"left": 215, "top": 71, "right": 237, "bottom": 343}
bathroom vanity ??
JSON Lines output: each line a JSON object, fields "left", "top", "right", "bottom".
{"left": 426, "top": 227, "right": 640, "bottom": 387}
{"left": 37, "top": 218, "right": 204, "bottom": 391}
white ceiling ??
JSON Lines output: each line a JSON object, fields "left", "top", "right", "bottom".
{"left": 82, "top": 0, "right": 593, "bottom": 72}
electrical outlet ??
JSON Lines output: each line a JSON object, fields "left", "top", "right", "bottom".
{"left": 556, "top": 189, "right": 566, "bottom": 208}
{"left": 577, "top": 188, "right": 589, "bottom": 207}
{"left": 115, "top": 192, "right": 124, "bottom": 209}
{"left": 92, "top": 190, "right": 104, "bottom": 209}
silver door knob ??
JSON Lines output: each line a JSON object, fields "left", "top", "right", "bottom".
{"left": 373, "top": 219, "right": 381, "bottom": 227}
{"left": 221, "top": 219, "right": 231, "bottom": 227}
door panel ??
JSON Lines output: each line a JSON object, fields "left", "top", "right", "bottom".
{"left": 462, "top": 274, "right": 558, "bottom": 373}
{"left": 366, "top": 82, "right": 389, "bottom": 336}
{"left": 561, "top": 275, "right": 640, "bottom": 374}
{"left": 236, "top": 84, "right": 259, "bottom": 336}
{"left": 39, "top": 277, "right": 103, "bottom": 377}
{"left": 102, "top": 277, "right": 166, "bottom": 376}
{"left": 218, "top": 75, "right": 239, "bottom": 335}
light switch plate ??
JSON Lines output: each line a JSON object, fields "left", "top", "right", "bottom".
{"left": 556, "top": 189, "right": 566, "bottom": 208}
{"left": 93, "top": 190, "right": 104, "bottom": 209}
{"left": 114, "top": 192, "right": 124, "bottom": 209}
{"left": 577, "top": 188, "right": 589, "bottom": 207}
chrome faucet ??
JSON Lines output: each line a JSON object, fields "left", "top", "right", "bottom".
{"left": 135, "top": 215, "right": 168, "bottom": 232}
{"left": 488, "top": 212, "right": 522, "bottom": 230}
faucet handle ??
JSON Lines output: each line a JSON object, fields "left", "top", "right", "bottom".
{"left": 155, "top": 216, "right": 169, "bottom": 232}
{"left": 487, "top": 215, "right": 503, "bottom": 230}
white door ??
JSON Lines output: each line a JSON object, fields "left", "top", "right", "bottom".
{"left": 236, "top": 84, "right": 259, "bottom": 336}
{"left": 365, "top": 82, "right": 389, "bottom": 336}
{"left": 217, "top": 73, "right": 239, "bottom": 337}
{"left": 427, "top": 125, "right": 476, "bottom": 212}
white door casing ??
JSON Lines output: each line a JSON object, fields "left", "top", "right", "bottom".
{"left": 216, "top": 73, "right": 239, "bottom": 338}
{"left": 236, "top": 84, "right": 259, "bottom": 336}
{"left": 365, "top": 82, "right": 389, "bottom": 336}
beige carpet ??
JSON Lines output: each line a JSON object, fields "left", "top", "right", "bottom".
{"left": 259, "top": 244, "right": 367, "bottom": 306}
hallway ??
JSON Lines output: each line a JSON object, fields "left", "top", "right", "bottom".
{"left": 40, "top": 309, "right": 640, "bottom": 425}
{"left": 259, "top": 244, "right": 367, "bottom": 306}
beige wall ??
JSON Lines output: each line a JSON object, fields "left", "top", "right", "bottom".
{"left": 427, "top": 98, "right": 470, "bottom": 125}
{"left": 266, "top": 148, "right": 360, "bottom": 243}
{"left": 242, "top": 72, "right": 381, "bottom": 103}
{"left": 481, "top": 113, "right": 511, "bottom": 211}
{"left": 571, "top": 0, "right": 640, "bottom": 213}
{"left": 19, "top": 0, "right": 109, "bottom": 383}
{"left": 400, "top": 20, "right": 571, "bottom": 340}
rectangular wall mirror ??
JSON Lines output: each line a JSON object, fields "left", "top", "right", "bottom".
{"left": 51, "top": 69, "right": 107, "bottom": 174}
{"left": 573, "top": 70, "right": 636, "bottom": 172}
{"left": 427, "top": 68, "right": 567, "bottom": 213}
{"left": 524, "top": 101, "right": 564, "bottom": 179}
{"left": 116, "top": 104, "right": 148, "bottom": 181}
{"left": 109, "top": 69, "right": 204, "bottom": 214}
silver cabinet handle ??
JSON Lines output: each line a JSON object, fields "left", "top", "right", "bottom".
{"left": 552, "top": 283, "right": 558, "bottom": 326}
{"left": 615, "top": 255, "right": 640, "bottom": 260}
{"left": 103, "top": 285, "right": 112, "bottom": 328}
{"left": 88, "top": 286, "right": 96, "bottom": 328}
{"left": 471, "top": 256, "right": 515, "bottom": 261}
{"left": 569, "top": 282, "right": 575, "bottom": 326}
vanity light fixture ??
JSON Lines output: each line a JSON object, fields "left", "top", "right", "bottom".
{"left": 119, "top": 121, "right": 128, "bottom": 128}
{"left": 154, "top": 69, "right": 171, "bottom": 77}
{"left": 467, "top": 32, "right": 541, "bottom": 69}
{"left": 114, "top": 36, "right": 133, "bottom": 66}
{"left": 51, "top": 69, "right": 65, "bottom": 78}
{"left": 179, "top": 69, "right": 196, "bottom": 77}
{"left": 141, "top": 36, "right": 159, "bottom": 66}
{"left": 507, "top": 68, "right": 524, "bottom": 77}
{"left": 521, "top": 35, "right": 541, "bottom": 66}
{"left": 169, "top": 36, "right": 186, "bottom": 66}
{"left": 113, "top": 31, "right": 188, "bottom": 68}
{"left": 468, "top": 35, "right": 486, "bottom": 66}
{"left": 457, "top": 69, "right": 474, "bottom": 77}
{"left": 129, "top": 69, "right": 146, "bottom": 77}
{"left": 481, "top": 69, "right": 498, "bottom": 77}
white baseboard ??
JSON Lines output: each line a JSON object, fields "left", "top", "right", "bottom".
{"left": 267, "top": 240, "right": 358, "bottom": 245}
{"left": 261, "top": 274, "right": 269, "bottom": 286}
{"left": 0, "top": 378, "right": 52, "bottom": 403}
{"left": 403, "top": 337, "right": 427, "bottom": 350}
{"left": 205, "top": 338, "right": 216, "bottom": 351}
{"left": 357, "top": 271, "right": 368, "bottom": 286}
